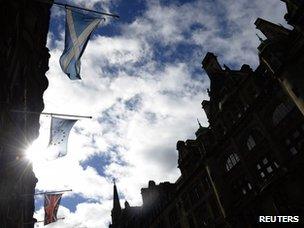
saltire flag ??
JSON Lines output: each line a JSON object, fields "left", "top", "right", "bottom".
{"left": 44, "top": 193, "right": 62, "bottom": 225}
{"left": 48, "top": 117, "right": 78, "bottom": 158}
{"left": 60, "top": 7, "right": 102, "bottom": 80}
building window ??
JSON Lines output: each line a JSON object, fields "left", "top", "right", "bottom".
{"left": 248, "top": 183, "right": 252, "bottom": 190}
{"left": 241, "top": 181, "right": 253, "bottom": 195}
{"left": 272, "top": 101, "right": 294, "bottom": 126}
{"left": 284, "top": 126, "right": 304, "bottom": 156}
{"left": 232, "top": 177, "right": 253, "bottom": 199}
{"left": 256, "top": 156, "right": 278, "bottom": 180}
{"left": 247, "top": 135, "right": 256, "bottom": 150}
{"left": 225, "top": 153, "right": 240, "bottom": 172}
{"left": 245, "top": 129, "right": 264, "bottom": 151}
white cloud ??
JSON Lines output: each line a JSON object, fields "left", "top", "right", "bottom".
{"left": 29, "top": 0, "right": 289, "bottom": 227}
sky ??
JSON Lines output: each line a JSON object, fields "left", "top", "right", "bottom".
{"left": 28, "top": 0, "right": 289, "bottom": 227}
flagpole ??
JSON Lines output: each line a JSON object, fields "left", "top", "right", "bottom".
{"left": 23, "top": 217, "right": 65, "bottom": 224}
{"left": 34, "top": 189, "right": 73, "bottom": 196}
{"left": 10, "top": 110, "right": 92, "bottom": 119}
{"left": 34, "top": 0, "right": 120, "bottom": 18}
{"left": 42, "top": 111, "right": 92, "bottom": 119}
{"left": 37, "top": 217, "right": 65, "bottom": 223}
{"left": 54, "top": 2, "right": 120, "bottom": 18}
{"left": 22, "top": 189, "right": 73, "bottom": 197}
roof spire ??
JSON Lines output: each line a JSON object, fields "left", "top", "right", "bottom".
{"left": 111, "top": 179, "right": 122, "bottom": 226}
{"left": 113, "top": 180, "right": 121, "bottom": 211}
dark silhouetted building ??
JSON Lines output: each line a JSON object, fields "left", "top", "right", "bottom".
{"left": 0, "top": 0, "right": 52, "bottom": 227}
{"left": 110, "top": 183, "right": 142, "bottom": 228}
{"left": 109, "top": 1, "right": 304, "bottom": 227}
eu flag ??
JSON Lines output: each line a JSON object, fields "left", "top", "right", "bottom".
{"left": 60, "top": 8, "right": 101, "bottom": 80}
{"left": 48, "top": 117, "right": 78, "bottom": 158}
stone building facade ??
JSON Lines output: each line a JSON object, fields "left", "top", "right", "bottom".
{"left": 109, "top": 1, "right": 304, "bottom": 227}
{"left": 0, "top": 0, "right": 52, "bottom": 227}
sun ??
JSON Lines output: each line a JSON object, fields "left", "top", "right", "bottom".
{"left": 25, "top": 142, "right": 47, "bottom": 164}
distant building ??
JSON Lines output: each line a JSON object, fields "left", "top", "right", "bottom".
{"left": 109, "top": 1, "right": 304, "bottom": 227}
{"left": 110, "top": 183, "right": 142, "bottom": 228}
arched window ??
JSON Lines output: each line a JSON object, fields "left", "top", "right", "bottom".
{"left": 225, "top": 153, "right": 240, "bottom": 172}
{"left": 272, "top": 100, "right": 294, "bottom": 126}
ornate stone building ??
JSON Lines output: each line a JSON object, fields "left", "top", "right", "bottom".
{"left": 109, "top": 1, "right": 304, "bottom": 227}
{"left": 257, "top": 0, "right": 304, "bottom": 115}
{"left": 0, "top": 0, "right": 52, "bottom": 227}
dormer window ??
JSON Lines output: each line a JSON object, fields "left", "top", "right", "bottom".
{"left": 225, "top": 153, "right": 240, "bottom": 172}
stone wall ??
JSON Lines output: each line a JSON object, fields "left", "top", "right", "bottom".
{"left": 0, "top": 0, "right": 52, "bottom": 227}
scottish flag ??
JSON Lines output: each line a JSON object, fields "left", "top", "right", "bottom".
{"left": 48, "top": 117, "right": 78, "bottom": 158}
{"left": 60, "top": 8, "right": 102, "bottom": 80}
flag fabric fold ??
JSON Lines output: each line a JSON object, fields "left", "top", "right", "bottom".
{"left": 48, "top": 117, "right": 78, "bottom": 158}
{"left": 60, "top": 7, "right": 102, "bottom": 80}
{"left": 44, "top": 193, "right": 63, "bottom": 225}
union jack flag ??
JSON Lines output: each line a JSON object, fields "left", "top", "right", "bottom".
{"left": 44, "top": 193, "right": 62, "bottom": 225}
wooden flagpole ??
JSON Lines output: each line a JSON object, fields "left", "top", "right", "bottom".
{"left": 10, "top": 109, "right": 92, "bottom": 119}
